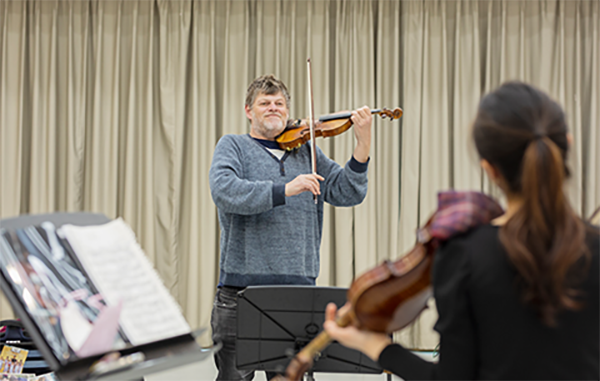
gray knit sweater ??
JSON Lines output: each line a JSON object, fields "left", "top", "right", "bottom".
{"left": 209, "top": 134, "right": 368, "bottom": 287}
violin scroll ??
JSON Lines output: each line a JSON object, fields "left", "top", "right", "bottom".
{"left": 377, "top": 107, "right": 403, "bottom": 120}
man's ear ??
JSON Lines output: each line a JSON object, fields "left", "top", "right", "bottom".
{"left": 245, "top": 104, "right": 253, "bottom": 121}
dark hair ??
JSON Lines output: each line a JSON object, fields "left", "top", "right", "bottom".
{"left": 473, "top": 81, "right": 589, "bottom": 326}
{"left": 245, "top": 74, "right": 290, "bottom": 109}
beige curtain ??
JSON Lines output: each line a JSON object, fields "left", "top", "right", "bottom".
{"left": 1, "top": 0, "right": 598, "bottom": 350}
{"left": 397, "top": 0, "right": 599, "bottom": 349}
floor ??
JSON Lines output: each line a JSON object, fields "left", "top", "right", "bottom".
{"left": 144, "top": 351, "right": 436, "bottom": 381}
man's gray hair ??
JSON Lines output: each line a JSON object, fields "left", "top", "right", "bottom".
{"left": 245, "top": 74, "right": 291, "bottom": 109}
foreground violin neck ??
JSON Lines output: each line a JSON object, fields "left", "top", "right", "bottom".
{"left": 270, "top": 310, "right": 355, "bottom": 381}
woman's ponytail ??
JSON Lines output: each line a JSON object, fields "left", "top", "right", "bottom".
{"left": 473, "top": 82, "right": 590, "bottom": 327}
{"left": 500, "top": 137, "right": 588, "bottom": 326}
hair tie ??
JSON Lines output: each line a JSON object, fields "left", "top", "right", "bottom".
{"left": 532, "top": 132, "right": 545, "bottom": 141}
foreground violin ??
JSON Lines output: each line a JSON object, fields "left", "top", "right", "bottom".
{"left": 276, "top": 107, "right": 403, "bottom": 151}
{"left": 272, "top": 191, "right": 504, "bottom": 381}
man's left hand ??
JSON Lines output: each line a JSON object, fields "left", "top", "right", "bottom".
{"left": 351, "top": 106, "right": 372, "bottom": 163}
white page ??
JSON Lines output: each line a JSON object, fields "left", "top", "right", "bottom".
{"left": 59, "top": 218, "right": 191, "bottom": 345}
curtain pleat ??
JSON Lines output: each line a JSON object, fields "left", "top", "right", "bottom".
{"left": 374, "top": 0, "right": 401, "bottom": 265}
{"left": 0, "top": 0, "right": 598, "bottom": 349}
{"left": 584, "top": 0, "right": 599, "bottom": 219}
{"left": 177, "top": 0, "right": 218, "bottom": 331}
{"left": 452, "top": 0, "right": 483, "bottom": 192}
{"left": 1, "top": 1, "right": 26, "bottom": 219}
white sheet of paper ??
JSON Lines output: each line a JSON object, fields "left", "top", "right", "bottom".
{"left": 60, "top": 300, "right": 92, "bottom": 352}
{"left": 59, "top": 219, "right": 191, "bottom": 345}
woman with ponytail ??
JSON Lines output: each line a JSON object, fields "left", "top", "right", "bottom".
{"left": 323, "top": 82, "right": 599, "bottom": 380}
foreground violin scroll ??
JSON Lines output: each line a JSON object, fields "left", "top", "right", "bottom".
{"left": 276, "top": 107, "right": 403, "bottom": 151}
{"left": 271, "top": 191, "right": 504, "bottom": 381}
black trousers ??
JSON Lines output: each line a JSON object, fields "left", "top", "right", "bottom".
{"left": 210, "top": 286, "right": 278, "bottom": 381}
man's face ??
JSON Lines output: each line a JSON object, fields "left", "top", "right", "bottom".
{"left": 245, "top": 92, "right": 289, "bottom": 140}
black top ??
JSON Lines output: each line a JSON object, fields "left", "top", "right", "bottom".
{"left": 378, "top": 223, "right": 600, "bottom": 380}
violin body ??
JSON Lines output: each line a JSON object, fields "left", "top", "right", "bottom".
{"left": 349, "top": 242, "right": 436, "bottom": 333}
{"left": 276, "top": 107, "right": 403, "bottom": 151}
{"left": 277, "top": 118, "right": 351, "bottom": 150}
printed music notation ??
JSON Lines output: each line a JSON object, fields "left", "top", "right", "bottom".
{"left": 58, "top": 219, "right": 191, "bottom": 345}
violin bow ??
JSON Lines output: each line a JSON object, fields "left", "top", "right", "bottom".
{"left": 307, "top": 58, "right": 318, "bottom": 204}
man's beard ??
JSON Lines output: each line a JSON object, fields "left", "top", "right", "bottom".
{"left": 253, "top": 111, "right": 286, "bottom": 138}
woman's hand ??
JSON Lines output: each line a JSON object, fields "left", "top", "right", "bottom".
{"left": 323, "top": 302, "right": 392, "bottom": 362}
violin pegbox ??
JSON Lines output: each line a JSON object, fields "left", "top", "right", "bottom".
{"left": 378, "top": 107, "right": 403, "bottom": 121}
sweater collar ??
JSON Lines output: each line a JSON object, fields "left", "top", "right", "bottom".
{"left": 249, "top": 135, "right": 282, "bottom": 150}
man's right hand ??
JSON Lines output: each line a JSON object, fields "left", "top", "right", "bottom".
{"left": 285, "top": 173, "right": 325, "bottom": 197}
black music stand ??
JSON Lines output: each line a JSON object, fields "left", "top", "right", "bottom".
{"left": 236, "top": 285, "right": 382, "bottom": 380}
{"left": 0, "top": 212, "right": 216, "bottom": 380}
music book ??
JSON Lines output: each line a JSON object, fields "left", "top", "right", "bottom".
{"left": 0, "top": 217, "right": 191, "bottom": 364}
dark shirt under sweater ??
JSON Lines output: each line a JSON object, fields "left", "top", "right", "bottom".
{"left": 378, "top": 223, "right": 600, "bottom": 380}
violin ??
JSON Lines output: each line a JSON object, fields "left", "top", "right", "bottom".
{"left": 276, "top": 108, "right": 403, "bottom": 151}
{"left": 272, "top": 191, "right": 504, "bottom": 381}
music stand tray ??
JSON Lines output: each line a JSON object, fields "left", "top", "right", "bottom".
{"left": 236, "top": 285, "right": 382, "bottom": 376}
{"left": 0, "top": 212, "right": 216, "bottom": 380}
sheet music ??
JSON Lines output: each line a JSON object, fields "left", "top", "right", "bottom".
{"left": 58, "top": 218, "right": 191, "bottom": 345}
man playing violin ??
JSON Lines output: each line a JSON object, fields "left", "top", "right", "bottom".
{"left": 208, "top": 74, "right": 373, "bottom": 381}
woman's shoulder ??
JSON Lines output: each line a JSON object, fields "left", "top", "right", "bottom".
{"left": 439, "top": 221, "right": 599, "bottom": 267}
{"left": 433, "top": 224, "right": 500, "bottom": 267}
{"left": 434, "top": 224, "right": 506, "bottom": 276}
{"left": 439, "top": 223, "right": 500, "bottom": 252}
